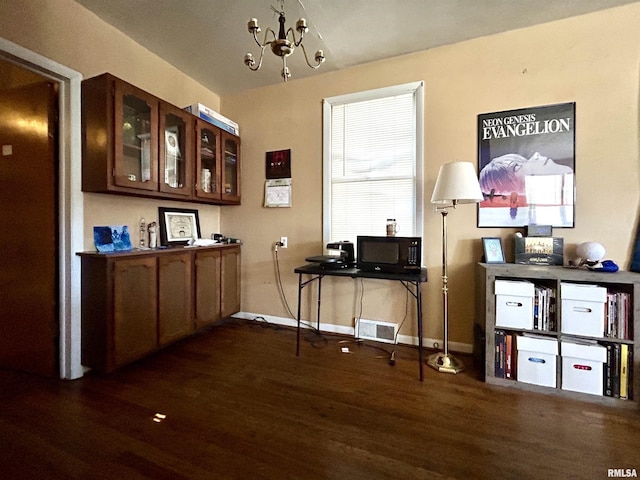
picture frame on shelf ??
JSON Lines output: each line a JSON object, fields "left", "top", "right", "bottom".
{"left": 482, "top": 237, "right": 506, "bottom": 264}
{"left": 158, "top": 207, "right": 200, "bottom": 246}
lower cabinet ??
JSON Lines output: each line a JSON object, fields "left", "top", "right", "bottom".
{"left": 112, "top": 256, "right": 158, "bottom": 367}
{"left": 194, "top": 249, "right": 221, "bottom": 329}
{"left": 158, "top": 251, "right": 193, "bottom": 346}
{"left": 79, "top": 245, "right": 241, "bottom": 373}
{"left": 221, "top": 246, "right": 241, "bottom": 318}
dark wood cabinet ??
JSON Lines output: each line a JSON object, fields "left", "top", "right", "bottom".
{"left": 195, "top": 249, "right": 222, "bottom": 328}
{"left": 221, "top": 133, "right": 241, "bottom": 204}
{"left": 112, "top": 257, "right": 158, "bottom": 366}
{"left": 158, "top": 251, "right": 193, "bottom": 346}
{"left": 82, "top": 73, "right": 240, "bottom": 205}
{"left": 159, "top": 102, "right": 194, "bottom": 198}
{"left": 195, "top": 119, "right": 222, "bottom": 202}
{"left": 221, "top": 246, "right": 241, "bottom": 318}
{"left": 81, "top": 255, "right": 158, "bottom": 372}
{"left": 79, "top": 245, "right": 241, "bottom": 373}
{"left": 83, "top": 73, "right": 160, "bottom": 195}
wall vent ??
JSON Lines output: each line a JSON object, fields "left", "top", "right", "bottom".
{"left": 356, "top": 318, "right": 397, "bottom": 344}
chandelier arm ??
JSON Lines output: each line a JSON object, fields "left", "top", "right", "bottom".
{"left": 298, "top": 43, "right": 324, "bottom": 69}
{"left": 246, "top": 46, "right": 267, "bottom": 71}
{"left": 254, "top": 27, "right": 277, "bottom": 48}
{"left": 285, "top": 27, "right": 305, "bottom": 47}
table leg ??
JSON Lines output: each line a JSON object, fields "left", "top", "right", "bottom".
{"left": 416, "top": 280, "right": 424, "bottom": 381}
{"left": 296, "top": 272, "right": 302, "bottom": 356}
{"left": 316, "top": 275, "right": 322, "bottom": 331}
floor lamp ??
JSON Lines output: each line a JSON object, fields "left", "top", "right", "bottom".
{"left": 427, "top": 161, "right": 484, "bottom": 374}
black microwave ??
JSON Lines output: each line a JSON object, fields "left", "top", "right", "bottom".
{"left": 356, "top": 236, "right": 422, "bottom": 274}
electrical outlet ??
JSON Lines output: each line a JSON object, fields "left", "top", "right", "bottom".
{"left": 280, "top": 236, "right": 288, "bottom": 248}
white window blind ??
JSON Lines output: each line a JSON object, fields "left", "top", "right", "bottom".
{"left": 323, "top": 82, "right": 424, "bottom": 244}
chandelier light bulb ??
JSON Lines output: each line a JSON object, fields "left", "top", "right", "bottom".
{"left": 296, "top": 18, "right": 308, "bottom": 33}
{"left": 247, "top": 18, "right": 260, "bottom": 33}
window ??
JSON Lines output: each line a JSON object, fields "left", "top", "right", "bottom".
{"left": 323, "top": 82, "right": 424, "bottom": 245}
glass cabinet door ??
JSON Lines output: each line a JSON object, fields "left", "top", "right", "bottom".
{"left": 113, "top": 82, "right": 159, "bottom": 191}
{"left": 159, "top": 103, "right": 193, "bottom": 197}
{"left": 195, "top": 120, "right": 221, "bottom": 200}
{"left": 221, "top": 133, "right": 241, "bottom": 203}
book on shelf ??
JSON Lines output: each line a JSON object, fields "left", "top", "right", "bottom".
{"left": 602, "top": 341, "right": 633, "bottom": 400}
{"left": 495, "top": 330, "right": 505, "bottom": 378}
{"left": 494, "top": 330, "right": 517, "bottom": 380}
{"left": 505, "top": 334, "right": 513, "bottom": 379}
{"left": 605, "top": 291, "right": 631, "bottom": 340}
{"left": 533, "top": 285, "right": 556, "bottom": 332}
{"left": 620, "top": 344, "right": 629, "bottom": 400}
{"left": 604, "top": 343, "right": 614, "bottom": 397}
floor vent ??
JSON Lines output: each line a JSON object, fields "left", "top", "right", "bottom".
{"left": 356, "top": 318, "right": 397, "bottom": 344}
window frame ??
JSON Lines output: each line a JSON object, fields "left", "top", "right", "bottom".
{"left": 322, "top": 82, "right": 424, "bottom": 246}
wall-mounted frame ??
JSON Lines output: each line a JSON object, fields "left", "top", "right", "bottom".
{"left": 266, "top": 149, "right": 291, "bottom": 179}
{"left": 477, "top": 102, "right": 575, "bottom": 228}
{"left": 482, "top": 237, "right": 506, "bottom": 264}
{"left": 158, "top": 207, "right": 200, "bottom": 246}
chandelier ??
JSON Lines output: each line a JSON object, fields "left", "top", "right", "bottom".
{"left": 244, "top": 0, "right": 325, "bottom": 81}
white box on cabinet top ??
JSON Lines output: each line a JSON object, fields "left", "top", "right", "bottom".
{"left": 560, "top": 283, "right": 607, "bottom": 338}
{"left": 495, "top": 280, "right": 534, "bottom": 330}
{"left": 561, "top": 341, "right": 606, "bottom": 396}
{"left": 517, "top": 335, "right": 558, "bottom": 388}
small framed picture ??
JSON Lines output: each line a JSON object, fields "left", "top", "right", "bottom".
{"left": 266, "top": 149, "right": 291, "bottom": 179}
{"left": 158, "top": 207, "right": 201, "bottom": 246}
{"left": 482, "top": 237, "right": 506, "bottom": 264}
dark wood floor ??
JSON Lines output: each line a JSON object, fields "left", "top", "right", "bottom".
{"left": 1, "top": 319, "right": 639, "bottom": 480}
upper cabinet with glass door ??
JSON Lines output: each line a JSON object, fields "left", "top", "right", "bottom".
{"left": 82, "top": 73, "right": 160, "bottom": 195}
{"left": 82, "top": 72, "right": 240, "bottom": 205}
{"left": 195, "top": 119, "right": 221, "bottom": 202}
{"left": 115, "top": 82, "right": 159, "bottom": 192}
{"left": 159, "top": 103, "right": 193, "bottom": 198}
{"left": 221, "top": 132, "right": 241, "bottom": 204}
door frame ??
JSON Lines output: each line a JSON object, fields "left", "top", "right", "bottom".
{"left": 0, "top": 37, "right": 84, "bottom": 379}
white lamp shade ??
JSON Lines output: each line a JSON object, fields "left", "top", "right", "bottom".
{"left": 431, "top": 161, "right": 484, "bottom": 204}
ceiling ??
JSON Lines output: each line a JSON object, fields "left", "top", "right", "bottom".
{"left": 73, "top": 0, "right": 637, "bottom": 97}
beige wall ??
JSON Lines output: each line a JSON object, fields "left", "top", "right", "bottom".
{"left": 0, "top": 0, "right": 224, "bottom": 246}
{"left": 222, "top": 3, "right": 640, "bottom": 348}
{"left": 1, "top": 0, "right": 639, "bottom": 350}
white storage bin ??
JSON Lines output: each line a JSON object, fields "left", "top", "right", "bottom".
{"left": 495, "top": 280, "right": 534, "bottom": 330}
{"left": 560, "top": 283, "right": 607, "bottom": 338}
{"left": 517, "top": 336, "right": 558, "bottom": 388}
{"left": 561, "top": 341, "right": 606, "bottom": 396}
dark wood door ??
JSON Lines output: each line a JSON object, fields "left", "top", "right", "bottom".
{"left": 0, "top": 81, "right": 58, "bottom": 376}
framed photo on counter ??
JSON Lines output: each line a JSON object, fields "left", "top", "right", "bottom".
{"left": 158, "top": 207, "right": 200, "bottom": 246}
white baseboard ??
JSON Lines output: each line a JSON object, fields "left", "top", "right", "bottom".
{"left": 233, "top": 311, "right": 473, "bottom": 354}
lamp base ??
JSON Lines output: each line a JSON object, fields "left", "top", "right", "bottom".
{"left": 427, "top": 352, "right": 465, "bottom": 374}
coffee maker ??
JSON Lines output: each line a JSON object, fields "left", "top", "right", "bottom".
{"left": 305, "top": 241, "right": 355, "bottom": 268}
{"left": 326, "top": 241, "right": 355, "bottom": 266}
